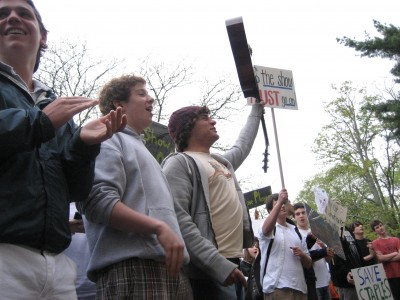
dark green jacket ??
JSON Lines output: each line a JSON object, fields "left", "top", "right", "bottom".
{"left": 0, "top": 67, "right": 99, "bottom": 253}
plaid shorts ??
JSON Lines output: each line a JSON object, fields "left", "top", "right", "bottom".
{"left": 96, "top": 258, "right": 193, "bottom": 300}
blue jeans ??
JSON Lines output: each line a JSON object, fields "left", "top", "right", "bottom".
{"left": 190, "top": 278, "right": 237, "bottom": 300}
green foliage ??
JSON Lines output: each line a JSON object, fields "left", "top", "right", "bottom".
{"left": 300, "top": 82, "right": 400, "bottom": 232}
{"left": 337, "top": 20, "right": 400, "bottom": 82}
{"left": 338, "top": 20, "right": 400, "bottom": 140}
{"left": 297, "top": 168, "right": 399, "bottom": 238}
{"left": 364, "top": 99, "right": 400, "bottom": 140}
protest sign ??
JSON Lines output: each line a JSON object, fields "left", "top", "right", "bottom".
{"left": 325, "top": 198, "right": 348, "bottom": 236}
{"left": 304, "top": 202, "right": 345, "bottom": 260}
{"left": 352, "top": 264, "right": 394, "bottom": 300}
{"left": 243, "top": 186, "right": 272, "bottom": 209}
{"left": 313, "top": 186, "right": 329, "bottom": 214}
{"left": 143, "top": 122, "right": 175, "bottom": 164}
{"left": 253, "top": 65, "right": 298, "bottom": 110}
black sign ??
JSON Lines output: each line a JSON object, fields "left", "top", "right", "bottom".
{"left": 143, "top": 122, "right": 175, "bottom": 164}
{"left": 243, "top": 186, "right": 272, "bottom": 209}
{"left": 226, "top": 17, "right": 259, "bottom": 99}
{"left": 304, "top": 203, "right": 345, "bottom": 260}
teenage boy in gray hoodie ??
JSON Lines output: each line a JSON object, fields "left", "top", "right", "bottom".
{"left": 82, "top": 74, "right": 192, "bottom": 299}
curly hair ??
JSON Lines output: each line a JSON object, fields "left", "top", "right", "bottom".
{"left": 174, "top": 106, "right": 210, "bottom": 152}
{"left": 26, "top": 1, "right": 48, "bottom": 72}
{"left": 98, "top": 74, "right": 146, "bottom": 115}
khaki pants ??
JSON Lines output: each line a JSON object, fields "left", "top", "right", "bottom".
{"left": 264, "top": 288, "right": 307, "bottom": 300}
{"left": 0, "top": 243, "right": 77, "bottom": 300}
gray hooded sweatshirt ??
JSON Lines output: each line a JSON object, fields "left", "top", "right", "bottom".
{"left": 162, "top": 104, "right": 263, "bottom": 284}
{"left": 83, "top": 126, "right": 189, "bottom": 281}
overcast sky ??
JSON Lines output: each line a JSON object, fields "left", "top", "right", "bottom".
{"left": 34, "top": 0, "right": 399, "bottom": 200}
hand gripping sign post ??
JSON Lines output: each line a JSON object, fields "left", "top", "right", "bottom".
{"left": 226, "top": 17, "right": 298, "bottom": 188}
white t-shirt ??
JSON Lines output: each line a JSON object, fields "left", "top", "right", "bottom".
{"left": 298, "top": 228, "right": 331, "bottom": 288}
{"left": 64, "top": 204, "right": 96, "bottom": 300}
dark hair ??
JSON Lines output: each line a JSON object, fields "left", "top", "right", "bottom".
{"left": 349, "top": 221, "right": 362, "bottom": 233}
{"left": 370, "top": 219, "right": 382, "bottom": 231}
{"left": 266, "top": 193, "right": 279, "bottom": 213}
{"left": 243, "top": 237, "right": 259, "bottom": 263}
{"left": 293, "top": 202, "right": 305, "bottom": 211}
{"left": 26, "top": 1, "right": 48, "bottom": 72}
{"left": 98, "top": 74, "right": 146, "bottom": 115}
{"left": 174, "top": 106, "right": 210, "bottom": 152}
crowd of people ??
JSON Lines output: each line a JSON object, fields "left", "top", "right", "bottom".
{"left": 255, "top": 192, "right": 400, "bottom": 300}
{"left": 0, "top": 1, "right": 399, "bottom": 300}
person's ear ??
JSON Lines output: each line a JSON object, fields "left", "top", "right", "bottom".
{"left": 113, "top": 100, "right": 124, "bottom": 110}
{"left": 40, "top": 32, "right": 47, "bottom": 48}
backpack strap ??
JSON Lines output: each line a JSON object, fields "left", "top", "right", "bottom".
{"left": 294, "top": 226, "right": 302, "bottom": 241}
{"left": 255, "top": 226, "right": 276, "bottom": 293}
{"left": 262, "top": 226, "right": 276, "bottom": 279}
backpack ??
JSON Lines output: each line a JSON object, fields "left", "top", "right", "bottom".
{"left": 249, "top": 226, "right": 302, "bottom": 298}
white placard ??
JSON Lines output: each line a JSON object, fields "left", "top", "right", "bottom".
{"left": 253, "top": 65, "right": 298, "bottom": 110}
{"left": 325, "top": 198, "right": 347, "bottom": 235}
{"left": 352, "top": 264, "right": 394, "bottom": 300}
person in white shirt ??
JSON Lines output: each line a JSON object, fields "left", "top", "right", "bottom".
{"left": 64, "top": 204, "right": 96, "bottom": 300}
{"left": 258, "top": 190, "right": 312, "bottom": 300}
{"left": 294, "top": 203, "right": 334, "bottom": 300}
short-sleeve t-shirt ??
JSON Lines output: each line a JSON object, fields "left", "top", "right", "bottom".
{"left": 372, "top": 237, "right": 400, "bottom": 278}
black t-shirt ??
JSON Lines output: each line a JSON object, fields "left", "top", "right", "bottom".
{"left": 355, "top": 238, "right": 377, "bottom": 266}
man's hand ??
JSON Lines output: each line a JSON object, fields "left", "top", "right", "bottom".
{"left": 43, "top": 97, "right": 99, "bottom": 129}
{"left": 80, "top": 107, "right": 127, "bottom": 145}
{"left": 347, "top": 272, "right": 355, "bottom": 285}
{"left": 291, "top": 246, "right": 312, "bottom": 268}
{"left": 155, "top": 222, "right": 185, "bottom": 277}
{"left": 315, "top": 238, "right": 326, "bottom": 249}
{"left": 326, "top": 247, "right": 335, "bottom": 258}
{"left": 290, "top": 246, "right": 305, "bottom": 257}
{"left": 69, "top": 219, "right": 85, "bottom": 234}
{"left": 223, "top": 268, "right": 247, "bottom": 288}
{"left": 278, "top": 189, "right": 288, "bottom": 205}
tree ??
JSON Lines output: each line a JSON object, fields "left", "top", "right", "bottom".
{"left": 137, "top": 57, "right": 193, "bottom": 123}
{"left": 337, "top": 20, "right": 400, "bottom": 82}
{"left": 307, "top": 82, "right": 399, "bottom": 228}
{"left": 296, "top": 167, "right": 397, "bottom": 238}
{"left": 337, "top": 20, "right": 400, "bottom": 139}
{"left": 136, "top": 56, "right": 245, "bottom": 152}
{"left": 196, "top": 77, "right": 244, "bottom": 151}
{"left": 36, "top": 41, "right": 249, "bottom": 164}
{"left": 197, "top": 77, "right": 242, "bottom": 121}
{"left": 35, "top": 40, "right": 123, "bottom": 126}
